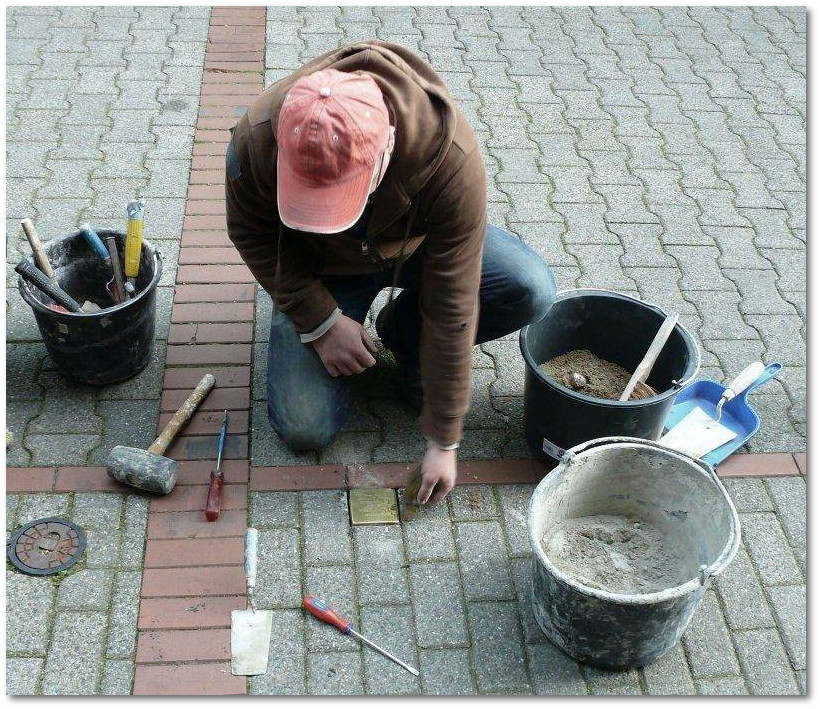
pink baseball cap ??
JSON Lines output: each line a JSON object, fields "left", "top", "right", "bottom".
{"left": 276, "top": 69, "right": 391, "bottom": 233}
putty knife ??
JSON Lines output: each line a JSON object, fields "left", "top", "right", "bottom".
{"left": 659, "top": 362, "right": 766, "bottom": 458}
{"left": 231, "top": 528, "right": 272, "bottom": 676}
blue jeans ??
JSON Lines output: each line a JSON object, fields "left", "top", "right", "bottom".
{"left": 267, "top": 225, "right": 556, "bottom": 450}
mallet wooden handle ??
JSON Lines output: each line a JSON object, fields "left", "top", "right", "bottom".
{"left": 148, "top": 374, "right": 215, "bottom": 455}
{"left": 21, "top": 218, "right": 57, "bottom": 284}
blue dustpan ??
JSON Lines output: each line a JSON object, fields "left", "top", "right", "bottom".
{"left": 663, "top": 362, "right": 783, "bottom": 466}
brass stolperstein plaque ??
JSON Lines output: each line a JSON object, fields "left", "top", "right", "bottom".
{"left": 348, "top": 488, "right": 400, "bottom": 525}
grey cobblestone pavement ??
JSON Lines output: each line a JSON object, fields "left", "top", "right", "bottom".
{"left": 6, "top": 491, "right": 149, "bottom": 695}
{"left": 6, "top": 5, "right": 209, "bottom": 468}
{"left": 253, "top": 5, "right": 806, "bottom": 466}
{"left": 247, "top": 476, "right": 805, "bottom": 695}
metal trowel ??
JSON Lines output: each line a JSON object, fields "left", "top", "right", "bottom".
{"left": 231, "top": 528, "right": 273, "bottom": 676}
{"left": 659, "top": 362, "right": 766, "bottom": 459}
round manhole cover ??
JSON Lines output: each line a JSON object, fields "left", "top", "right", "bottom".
{"left": 7, "top": 517, "right": 86, "bottom": 576}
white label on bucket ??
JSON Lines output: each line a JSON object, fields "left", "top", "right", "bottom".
{"left": 542, "top": 437, "right": 566, "bottom": 459}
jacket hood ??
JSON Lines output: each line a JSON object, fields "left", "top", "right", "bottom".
{"left": 248, "top": 41, "right": 458, "bottom": 234}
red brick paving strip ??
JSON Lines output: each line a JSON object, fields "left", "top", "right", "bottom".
{"left": 4, "top": 450, "right": 807, "bottom": 495}
{"left": 132, "top": 6, "right": 266, "bottom": 694}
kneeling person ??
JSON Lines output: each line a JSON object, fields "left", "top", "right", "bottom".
{"left": 226, "top": 41, "right": 555, "bottom": 505}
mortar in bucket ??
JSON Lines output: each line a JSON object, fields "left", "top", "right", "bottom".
{"left": 520, "top": 289, "right": 700, "bottom": 463}
{"left": 18, "top": 229, "right": 163, "bottom": 385}
{"left": 528, "top": 437, "right": 740, "bottom": 669}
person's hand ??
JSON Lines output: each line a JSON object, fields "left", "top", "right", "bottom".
{"left": 312, "top": 314, "right": 377, "bottom": 377}
{"left": 416, "top": 441, "right": 457, "bottom": 505}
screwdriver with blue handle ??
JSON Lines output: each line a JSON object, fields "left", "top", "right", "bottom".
{"left": 303, "top": 596, "right": 419, "bottom": 676}
{"left": 205, "top": 409, "right": 228, "bottom": 522}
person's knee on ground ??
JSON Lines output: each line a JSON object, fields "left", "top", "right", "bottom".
{"left": 267, "top": 402, "right": 342, "bottom": 451}
{"left": 502, "top": 262, "right": 557, "bottom": 330}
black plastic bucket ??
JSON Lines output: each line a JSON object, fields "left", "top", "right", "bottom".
{"left": 18, "top": 230, "right": 163, "bottom": 385}
{"left": 520, "top": 289, "right": 700, "bottom": 463}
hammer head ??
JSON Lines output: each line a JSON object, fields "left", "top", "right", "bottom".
{"left": 106, "top": 445, "right": 177, "bottom": 495}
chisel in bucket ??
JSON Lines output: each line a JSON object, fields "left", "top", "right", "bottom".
{"left": 205, "top": 409, "right": 229, "bottom": 522}
{"left": 15, "top": 260, "right": 83, "bottom": 313}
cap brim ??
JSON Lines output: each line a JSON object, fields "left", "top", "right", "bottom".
{"left": 277, "top": 153, "right": 376, "bottom": 234}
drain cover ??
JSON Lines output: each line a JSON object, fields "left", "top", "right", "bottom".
{"left": 7, "top": 517, "right": 86, "bottom": 576}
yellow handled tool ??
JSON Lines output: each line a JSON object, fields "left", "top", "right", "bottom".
{"left": 124, "top": 199, "right": 146, "bottom": 298}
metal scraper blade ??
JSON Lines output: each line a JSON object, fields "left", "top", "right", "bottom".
{"left": 231, "top": 608, "right": 273, "bottom": 676}
{"left": 659, "top": 406, "right": 736, "bottom": 458}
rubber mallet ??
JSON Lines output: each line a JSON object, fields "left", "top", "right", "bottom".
{"left": 107, "top": 374, "right": 215, "bottom": 494}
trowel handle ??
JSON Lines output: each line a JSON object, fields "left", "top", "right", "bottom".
{"left": 244, "top": 528, "right": 259, "bottom": 589}
{"left": 148, "top": 374, "right": 215, "bottom": 455}
{"left": 15, "top": 260, "right": 83, "bottom": 312}
{"left": 721, "top": 362, "right": 767, "bottom": 403}
{"left": 20, "top": 218, "right": 57, "bottom": 283}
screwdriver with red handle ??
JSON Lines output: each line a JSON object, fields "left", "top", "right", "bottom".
{"left": 303, "top": 596, "right": 419, "bottom": 676}
{"left": 204, "top": 410, "right": 228, "bottom": 522}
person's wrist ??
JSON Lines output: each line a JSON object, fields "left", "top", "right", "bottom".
{"left": 426, "top": 439, "right": 457, "bottom": 456}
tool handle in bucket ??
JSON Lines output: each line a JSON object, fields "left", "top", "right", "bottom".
{"left": 20, "top": 218, "right": 57, "bottom": 283}
{"left": 148, "top": 374, "right": 215, "bottom": 455}
{"left": 244, "top": 528, "right": 258, "bottom": 587}
{"left": 79, "top": 224, "right": 110, "bottom": 260}
{"left": 125, "top": 200, "right": 145, "bottom": 279}
{"left": 620, "top": 312, "right": 679, "bottom": 401}
{"left": 15, "top": 260, "right": 83, "bottom": 312}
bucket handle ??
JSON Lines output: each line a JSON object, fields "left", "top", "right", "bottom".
{"left": 560, "top": 436, "right": 732, "bottom": 586}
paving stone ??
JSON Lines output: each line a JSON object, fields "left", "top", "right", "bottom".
{"left": 765, "top": 585, "right": 805, "bottom": 671}
{"left": 6, "top": 571, "right": 55, "bottom": 654}
{"left": 696, "top": 675, "right": 749, "bottom": 695}
{"left": 402, "top": 493, "right": 457, "bottom": 561}
{"left": 734, "top": 628, "right": 800, "bottom": 695}
{"left": 360, "top": 605, "right": 421, "bottom": 694}
{"left": 84, "top": 527, "right": 122, "bottom": 569}
{"left": 715, "top": 547, "right": 775, "bottom": 631}
{"left": 302, "top": 489, "right": 352, "bottom": 565}
{"left": 89, "top": 399, "right": 160, "bottom": 465}
{"left": 739, "top": 512, "right": 803, "bottom": 585}
{"left": 763, "top": 477, "right": 806, "bottom": 549}
{"left": 6, "top": 656, "right": 44, "bottom": 696}
{"left": 249, "top": 609, "right": 306, "bottom": 695}
{"left": 526, "top": 642, "right": 587, "bottom": 695}
{"left": 256, "top": 527, "right": 302, "bottom": 608}
{"left": 250, "top": 491, "right": 299, "bottom": 528}
{"left": 252, "top": 401, "right": 319, "bottom": 466}
{"left": 682, "top": 590, "right": 741, "bottom": 678}
{"left": 16, "top": 493, "right": 70, "bottom": 525}
{"left": 581, "top": 665, "right": 643, "bottom": 695}
{"left": 42, "top": 612, "right": 108, "bottom": 695}
{"left": 106, "top": 570, "right": 142, "bottom": 659}
{"left": 101, "top": 659, "right": 133, "bottom": 696}
{"left": 72, "top": 491, "right": 123, "bottom": 530}
{"left": 353, "top": 525, "right": 410, "bottom": 605}
{"left": 304, "top": 565, "right": 357, "bottom": 652}
{"left": 642, "top": 642, "right": 697, "bottom": 694}
{"left": 448, "top": 485, "right": 498, "bottom": 521}
{"left": 419, "top": 648, "right": 476, "bottom": 694}
{"left": 455, "top": 521, "right": 514, "bottom": 601}
{"left": 308, "top": 651, "right": 364, "bottom": 695}
{"left": 26, "top": 433, "right": 100, "bottom": 466}
{"left": 468, "top": 601, "right": 530, "bottom": 693}
{"left": 119, "top": 496, "right": 148, "bottom": 569}
{"left": 57, "top": 568, "right": 114, "bottom": 610}
{"left": 409, "top": 561, "right": 469, "bottom": 648}
{"left": 496, "top": 484, "right": 534, "bottom": 558}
